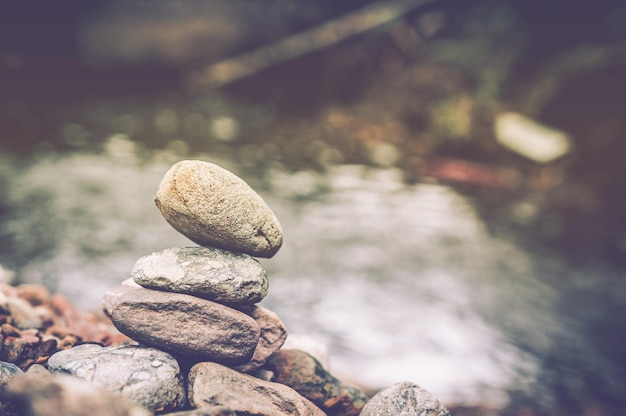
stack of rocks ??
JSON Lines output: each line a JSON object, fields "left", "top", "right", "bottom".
{"left": 1, "top": 160, "right": 451, "bottom": 416}
{"left": 102, "top": 160, "right": 287, "bottom": 374}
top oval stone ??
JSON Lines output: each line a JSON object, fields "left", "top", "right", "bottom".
{"left": 155, "top": 160, "right": 283, "bottom": 258}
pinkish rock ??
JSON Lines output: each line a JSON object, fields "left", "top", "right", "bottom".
{"left": 109, "top": 288, "right": 260, "bottom": 364}
{"left": 188, "top": 362, "right": 324, "bottom": 416}
{"left": 264, "top": 349, "right": 369, "bottom": 416}
{"left": 234, "top": 305, "right": 287, "bottom": 372}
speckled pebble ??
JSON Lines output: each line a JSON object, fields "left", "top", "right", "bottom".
{"left": 132, "top": 246, "right": 268, "bottom": 304}
{"left": 47, "top": 344, "right": 185, "bottom": 412}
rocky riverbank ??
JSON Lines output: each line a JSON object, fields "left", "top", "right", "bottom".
{"left": 0, "top": 160, "right": 451, "bottom": 415}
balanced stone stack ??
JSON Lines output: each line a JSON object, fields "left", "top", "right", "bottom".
{"left": 1, "top": 160, "right": 451, "bottom": 416}
{"left": 113, "top": 161, "right": 288, "bottom": 372}
{"left": 100, "top": 160, "right": 371, "bottom": 415}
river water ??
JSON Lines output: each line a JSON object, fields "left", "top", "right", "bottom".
{"left": 2, "top": 139, "right": 624, "bottom": 412}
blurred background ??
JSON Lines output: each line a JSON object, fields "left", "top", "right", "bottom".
{"left": 1, "top": 0, "right": 626, "bottom": 414}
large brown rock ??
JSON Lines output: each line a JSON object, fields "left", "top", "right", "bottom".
{"left": 131, "top": 246, "right": 268, "bottom": 304}
{"left": 188, "top": 362, "right": 325, "bottom": 416}
{"left": 154, "top": 160, "right": 283, "bottom": 258}
{"left": 233, "top": 305, "right": 287, "bottom": 372}
{"left": 109, "top": 288, "right": 260, "bottom": 365}
{"left": 360, "top": 382, "right": 450, "bottom": 416}
{"left": 264, "top": 349, "right": 369, "bottom": 416}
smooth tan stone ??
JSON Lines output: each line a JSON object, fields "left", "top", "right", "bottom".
{"left": 155, "top": 160, "right": 283, "bottom": 258}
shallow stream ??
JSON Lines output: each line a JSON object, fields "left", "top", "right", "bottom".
{"left": 2, "top": 142, "right": 624, "bottom": 411}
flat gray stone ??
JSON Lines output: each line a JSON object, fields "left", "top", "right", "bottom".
{"left": 188, "top": 362, "right": 325, "bottom": 416}
{"left": 47, "top": 344, "right": 185, "bottom": 412}
{"left": 233, "top": 305, "right": 287, "bottom": 372}
{"left": 132, "top": 246, "right": 268, "bottom": 304}
{"left": 109, "top": 287, "right": 260, "bottom": 365}
{"left": 155, "top": 160, "right": 283, "bottom": 258}
{"left": 360, "top": 382, "right": 450, "bottom": 416}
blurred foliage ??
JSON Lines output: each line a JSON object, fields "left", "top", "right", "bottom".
{"left": 1, "top": 0, "right": 626, "bottom": 264}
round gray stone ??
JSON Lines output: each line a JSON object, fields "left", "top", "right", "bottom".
{"left": 47, "top": 344, "right": 185, "bottom": 412}
{"left": 155, "top": 160, "right": 283, "bottom": 258}
{"left": 109, "top": 287, "right": 260, "bottom": 365}
{"left": 132, "top": 246, "right": 268, "bottom": 304}
{"left": 360, "top": 382, "right": 450, "bottom": 416}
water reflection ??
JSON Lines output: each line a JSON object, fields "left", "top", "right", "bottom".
{"left": 3, "top": 144, "right": 624, "bottom": 411}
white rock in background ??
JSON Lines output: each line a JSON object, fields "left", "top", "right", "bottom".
{"left": 494, "top": 112, "right": 572, "bottom": 163}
